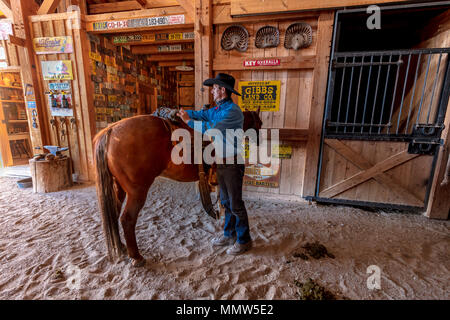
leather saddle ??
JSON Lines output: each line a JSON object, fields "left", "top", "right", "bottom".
{"left": 153, "top": 107, "right": 219, "bottom": 219}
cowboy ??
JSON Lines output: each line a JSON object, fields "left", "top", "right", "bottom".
{"left": 177, "top": 73, "right": 252, "bottom": 255}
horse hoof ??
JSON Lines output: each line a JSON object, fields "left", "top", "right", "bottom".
{"left": 131, "top": 258, "right": 146, "bottom": 267}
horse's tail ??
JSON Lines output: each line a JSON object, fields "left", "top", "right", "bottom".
{"left": 94, "top": 128, "right": 122, "bottom": 260}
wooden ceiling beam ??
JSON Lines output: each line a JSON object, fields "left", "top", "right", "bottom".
{"left": 0, "top": 0, "right": 13, "bottom": 20}
{"left": 109, "top": 28, "right": 194, "bottom": 46}
{"left": 37, "top": 0, "right": 62, "bottom": 15}
{"left": 169, "top": 66, "right": 194, "bottom": 72}
{"left": 175, "top": 0, "right": 194, "bottom": 20}
{"left": 158, "top": 61, "right": 194, "bottom": 67}
{"left": 132, "top": 45, "right": 193, "bottom": 55}
{"left": 85, "top": 6, "right": 194, "bottom": 33}
{"left": 147, "top": 53, "right": 194, "bottom": 61}
{"left": 85, "top": 6, "right": 187, "bottom": 22}
{"left": 89, "top": 1, "right": 142, "bottom": 14}
{"left": 114, "top": 38, "right": 193, "bottom": 46}
{"left": 8, "top": 34, "right": 26, "bottom": 47}
{"left": 135, "top": 0, "right": 147, "bottom": 7}
{"left": 231, "top": 0, "right": 413, "bottom": 16}
{"left": 88, "top": 23, "right": 194, "bottom": 34}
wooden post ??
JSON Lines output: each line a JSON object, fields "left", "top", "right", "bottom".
{"left": 302, "top": 11, "right": 334, "bottom": 198}
{"left": 194, "top": 0, "right": 212, "bottom": 110}
{"left": 69, "top": 11, "right": 97, "bottom": 181}
{"left": 425, "top": 98, "right": 450, "bottom": 220}
{"left": 10, "top": 0, "right": 51, "bottom": 152}
{"left": 201, "top": 0, "right": 212, "bottom": 106}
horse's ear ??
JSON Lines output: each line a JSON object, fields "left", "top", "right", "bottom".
{"left": 257, "top": 106, "right": 261, "bottom": 113}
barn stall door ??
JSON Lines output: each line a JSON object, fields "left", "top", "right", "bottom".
{"left": 316, "top": 48, "right": 450, "bottom": 210}
{"left": 29, "top": 12, "right": 95, "bottom": 182}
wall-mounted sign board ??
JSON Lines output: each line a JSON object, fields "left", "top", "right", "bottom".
{"left": 27, "top": 101, "right": 37, "bottom": 109}
{"left": 238, "top": 80, "right": 281, "bottom": 112}
{"left": 89, "top": 52, "right": 102, "bottom": 62}
{"left": 243, "top": 141, "right": 292, "bottom": 160}
{"left": 50, "top": 107, "right": 73, "bottom": 117}
{"left": 49, "top": 82, "right": 71, "bottom": 91}
{"left": 49, "top": 93, "right": 73, "bottom": 117}
{"left": 244, "top": 163, "right": 281, "bottom": 188}
{"left": 89, "top": 15, "right": 185, "bottom": 32}
{"left": 157, "top": 43, "right": 193, "bottom": 52}
{"left": 33, "top": 37, "right": 73, "bottom": 54}
{"left": 272, "top": 144, "right": 292, "bottom": 159}
{"left": 113, "top": 32, "right": 194, "bottom": 44}
{"left": 0, "top": 20, "right": 12, "bottom": 40}
{"left": 41, "top": 61, "right": 74, "bottom": 80}
{"left": 244, "top": 59, "right": 280, "bottom": 67}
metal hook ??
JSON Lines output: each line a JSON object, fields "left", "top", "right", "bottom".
{"left": 70, "top": 117, "right": 76, "bottom": 129}
{"left": 32, "top": 110, "right": 38, "bottom": 128}
{"left": 50, "top": 118, "right": 57, "bottom": 130}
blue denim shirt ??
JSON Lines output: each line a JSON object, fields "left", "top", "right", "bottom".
{"left": 186, "top": 98, "right": 244, "bottom": 158}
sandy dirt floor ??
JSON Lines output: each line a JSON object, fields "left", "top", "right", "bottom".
{"left": 0, "top": 176, "right": 448, "bottom": 300}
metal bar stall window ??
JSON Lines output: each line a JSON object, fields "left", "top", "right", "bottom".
{"left": 324, "top": 48, "right": 450, "bottom": 141}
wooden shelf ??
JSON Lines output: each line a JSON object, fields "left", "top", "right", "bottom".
{"left": 0, "top": 85, "right": 22, "bottom": 89}
{"left": 0, "top": 100, "right": 25, "bottom": 103}
{"left": 8, "top": 120, "right": 28, "bottom": 123}
{"left": 8, "top": 133, "right": 29, "bottom": 140}
{"left": 264, "top": 128, "right": 309, "bottom": 144}
{"left": 0, "top": 68, "right": 21, "bottom": 73}
{"left": 0, "top": 86, "right": 23, "bottom": 90}
{"left": 12, "top": 158, "right": 30, "bottom": 166}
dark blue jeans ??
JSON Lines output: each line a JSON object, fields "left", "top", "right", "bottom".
{"left": 217, "top": 163, "right": 251, "bottom": 244}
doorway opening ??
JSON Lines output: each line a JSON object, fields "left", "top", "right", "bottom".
{"left": 315, "top": 2, "right": 450, "bottom": 211}
{"left": 87, "top": 30, "right": 195, "bottom": 134}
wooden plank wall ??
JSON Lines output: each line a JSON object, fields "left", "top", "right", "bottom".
{"left": 318, "top": 140, "right": 432, "bottom": 207}
{"left": 230, "top": 0, "right": 412, "bottom": 16}
{"left": 1, "top": 34, "right": 20, "bottom": 68}
{"left": 30, "top": 12, "right": 95, "bottom": 182}
{"left": 1, "top": 8, "right": 45, "bottom": 155}
{"left": 212, "top": 10, "right": 332, "bottom": 198}
{"left": 423, "top": 9, "right": 450, "bottom": 219}
{"left": 391, "top": 10, "right": 450, "bottom": 134}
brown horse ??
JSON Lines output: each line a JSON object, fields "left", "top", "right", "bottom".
{"left": 93, "top": 111, "right": 262, "bottom": 266}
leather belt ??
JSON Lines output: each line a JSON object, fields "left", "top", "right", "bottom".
{"left": 216, "top": 154, "right": 243, "bottom": 164}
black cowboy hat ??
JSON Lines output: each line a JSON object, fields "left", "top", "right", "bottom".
{"left": 203, "top": 73, "right": 241, "bottom": 96}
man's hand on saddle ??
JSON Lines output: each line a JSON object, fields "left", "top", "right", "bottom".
{"left": 177, "top": 108, "right": 191, "bottom": 124}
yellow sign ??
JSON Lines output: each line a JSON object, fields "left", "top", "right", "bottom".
{"left": 91, "top": 59, "right": 97, "bottom": 75}
{"left": 242, "top": 141, "right": 292, "bottom": 159}
{"left": 89, "top": 52, "right": 102, "bottom": 62}
{"left": 169, "top": 33, "right": 183, "bottom": 41}
{"left": 33, "top": 36, "right": 73, "bottom": 54}
{"left": 94, "top": 94, "right": 105, "bottom": 101}
{"left": 238, "top": 80, "right": 281, "bottom": 112}
{"left": 272, "top": 144, "right": 292, "bottom": 159}
{"left": 104, "top": 56, "right": 115, "bottom": 67}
